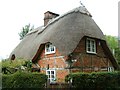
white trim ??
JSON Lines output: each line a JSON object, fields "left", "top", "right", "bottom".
{"left": 41, "top": 68, "right": 65, "bottom": 70}
{"left": 108, "top": 67, "right": 114, "bottom": 72}
{"left": 86, "top": 38, "right": 96, "bottom": 54}
{"left": 46, "top": 69, "right": 56, "bottom": 83}
{"left": 45, "top": 43, "right": 56, "bottom": 54}
{"left": 42, "top": 56, "right": 64, "bottom": 60}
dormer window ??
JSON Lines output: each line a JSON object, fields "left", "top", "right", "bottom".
{"left": 45, "top": 43, "right": 56, "bottom": 54}
{"left": 86, "top": 38, "right": 96, "bottom": 54}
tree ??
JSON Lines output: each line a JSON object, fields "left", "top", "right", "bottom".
{"left": 105, "top": 35, "right": 118, "bottom": 50}
{"left": 19, "top": 24, "right": 34, "bottom": 40}
{"left": 105, "top": 35, "right": 120, "bottom": 65}
{"left": 115, "top": 48, "right": 120, "bottom": 65}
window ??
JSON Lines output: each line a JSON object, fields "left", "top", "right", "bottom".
{"left": 108, "top": 67, "right": 114, "bottom": 72}
{"left": 46, "top": 70, "right": 56, "bottom": 83}
{"left": 45, "top": 43, "right": 56, "bottom": 54}
{"left": 86, "top": 38, "right": 96, "bottom": 54}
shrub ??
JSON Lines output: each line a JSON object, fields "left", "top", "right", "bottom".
{"left": 2, "top": 59, "right": 33, "bottom": 74}
{"left": 2, "top": 59, "right": 26, "bottom": 68}
{"left": 2, "top": 71, "right": 47, "bottom": 88}
{"left": 65, "top": 72, "right": 120, "bottom": 89}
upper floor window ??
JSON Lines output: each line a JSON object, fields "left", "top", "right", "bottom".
{"left": 45, "top": 43, "right": 56, "bottom": 54}
{"left": 86, "top": 38, "right": 96, "bottom": 54}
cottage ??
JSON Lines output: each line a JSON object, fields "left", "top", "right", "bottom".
{"left": 10, "top": 6, "right": 119, "bottom": 83}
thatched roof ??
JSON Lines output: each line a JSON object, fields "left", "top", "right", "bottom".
{"left": 10, "top": 6, "right": 119, "bottom": 69}
{"left": 10, "top": 6, "right": 103, "bottom": 58}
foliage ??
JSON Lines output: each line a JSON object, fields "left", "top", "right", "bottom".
{"left": 105, "top": 35, "right": 120, "bottom": 65}
{"left": 2, "top": 59, "right": 26, "bottom": 68}
{"left": 0, "top": 73, "right": 1, "bottom": 89}
{"left": 19, "top": 24, "right": 34, "bottom": 40}
{"left": 2, "top": 59, "right": 47, "bottom": 88}
{"left": 115, "top": 48, "right": 120, "bottom": 64}
{"left": 2, "top": 71, "right": 47, "bottom": 88}
{"left": 65, "top": 72, "right": 120, "bottom": 89}
{"left": 2, "top": 59, "right": 33, "bottom": 74}
{"left": 105, "top": 35, "right": 118, "bottom": 50}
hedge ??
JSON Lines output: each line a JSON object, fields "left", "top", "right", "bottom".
{"left": 65, "top": 72, "right": 120, "bottom": 89}
{"left": 2, "top": 71, "right": 47, "bottom": 88}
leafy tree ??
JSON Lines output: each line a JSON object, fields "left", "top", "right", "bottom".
{"left": 105, "top": 35, "right": 118, "bottom": 50}
{"left": 19, "top": 24, "right": 34, "bottom": 40}
{"left": 115, "top": 48, "right": 120, "bottom": 64}
{"left": 105, "top": 35, "right": 120, "bottom": 65}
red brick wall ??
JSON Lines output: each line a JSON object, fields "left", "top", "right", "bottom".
{"left": 37, "top": 49, "right": 69, "bottom": 82}
{"left": 37, "top": 37, "right": 114, "bottom": 82}
{"left": 72, "top": 37, "right": 113, "bottom": 72}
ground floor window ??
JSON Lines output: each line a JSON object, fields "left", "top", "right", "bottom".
{"left": 46, "top": 70, "right": 56, "bottom": 83}
{"left": 108, "top": 67, "right": 114, "bottom": 72}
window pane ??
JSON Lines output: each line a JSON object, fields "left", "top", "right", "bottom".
{"left": 51, "top": 71, "right": 54, "bottom": 74}
{"left": 86, "top": 39, "right": 96, "bottom": 53}
{"left": 48, "top": 75, "right": 50, "bottom": 78}
{"left": 51, "top": 75, "right": 55, "bottom": 78}
{"left": 91, "top": 41, "right": 94, "bottom": 45}
{"left": 47, "top": 71, "right": 50, "bottom": 74}
{"left": 87, "top": 40, "right": 90, "bottom": 44}
{"left": 46, "top": 48, "right": 50, "bottom": 52}
{"left": 87, "top": 47, "right": 91, "bottom": 51}
{"left": 50, "top": 46, "right": 54, "bottom": 51}
{"left": 46, "top": 44, "right": 50, "bottom": 48}
{"left": 92, "top": 48, "right": 95, "bottom": 52}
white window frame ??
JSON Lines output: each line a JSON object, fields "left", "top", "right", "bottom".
{"left": 108, "top": 67, "right": 114, "bottom": 72}
{"left": 45, "top": 43, "right": 56, "bottom": 54}
{"left": 86, "top": 38, "right": 96, "bottom": 54}
{"left": 46, "top": 70, "right": 56, "bottom": 83}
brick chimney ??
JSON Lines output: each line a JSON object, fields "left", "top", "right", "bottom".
{"left": 44, "top": 11, "right": 59, "bottom": 26}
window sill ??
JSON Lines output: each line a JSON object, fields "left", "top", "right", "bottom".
{"left": 86, "top": 51, "right": 97, "bottom": 55}
{"left": 45, "top": 51, "right": 55, "bottom": 55}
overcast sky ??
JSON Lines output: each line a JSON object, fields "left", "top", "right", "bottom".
{"left": 0, "top": 0, "right": 119, "bottom": 60}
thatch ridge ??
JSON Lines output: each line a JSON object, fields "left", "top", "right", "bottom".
{"left": 39, "top": 6, "right": 92, "bottom": 34}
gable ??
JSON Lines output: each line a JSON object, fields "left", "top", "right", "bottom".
{"left": 71, "top": 36, "right": 119, "bottom": 70}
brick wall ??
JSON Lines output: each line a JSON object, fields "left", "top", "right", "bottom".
{"left": 72, "top": 37, "right": 113, "bottom": 72}
{"left": 37, "top": 49, "right": 69, "bottom": 82}
{"left": 37, "top": 37, "right": 114, "bottom": 82}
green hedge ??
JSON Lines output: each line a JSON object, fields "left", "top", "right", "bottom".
{"left": 65, "top": 72, "right": 120, "bottom": 89}
{"left": 2, "top": 71, "right": 47, "bottom": 88}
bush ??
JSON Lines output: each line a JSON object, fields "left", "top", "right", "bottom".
{"left": 65, "top": 72, "right": 120, "bottom": 89}
{"left": 2, "top": 59, "right": 26, "bottom": 68}
{"left": 2, "top": 71, "right": 47, "bottom": 88}
{"left": 2, "top": 59, "right": 33, "bottom": 74}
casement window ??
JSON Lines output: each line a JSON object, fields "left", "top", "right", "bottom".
{"left": 45, "top": 43, "right": 56, "bottom": 54}
{"left": 108, "top": 67, "right": 114, "bottom": 72}
{"left": 86, "top": 38, "right": 96, "bottom": 54}
{"left": 46, "top": 70, "right": 56, "bottom": 83}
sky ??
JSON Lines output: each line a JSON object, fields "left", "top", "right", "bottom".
{"left": 0, "top": 0, "right": 119, "bottom": 60}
